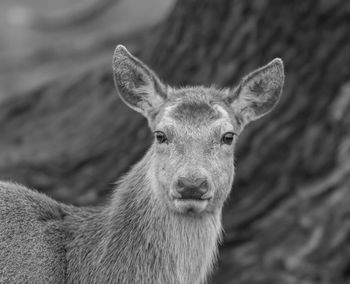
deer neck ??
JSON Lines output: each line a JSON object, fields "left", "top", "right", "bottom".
{"left": 69, "top": 149, "right": 222, "bottom": 284}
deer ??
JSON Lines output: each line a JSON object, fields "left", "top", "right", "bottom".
{"left": 0, "top": 45, "right": 284, "bottom": 284}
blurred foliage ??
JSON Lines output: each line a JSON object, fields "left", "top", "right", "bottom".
{"left": 0, "top": 0, "right": 174, "bottom": 98}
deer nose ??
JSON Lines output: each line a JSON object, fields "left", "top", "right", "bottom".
{"left": 175, "top": 177, "right": 209, "bottom": 200}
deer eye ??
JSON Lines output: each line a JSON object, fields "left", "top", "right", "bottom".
{"left": 221, "top": 132, "right": 235, "bottom": 145}
{"left": 154, "top": 131, "right": 167, "bottom": 144}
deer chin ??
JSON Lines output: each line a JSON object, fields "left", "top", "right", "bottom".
{"left": 172, "top": 198, "right": 210, "bottom": 215}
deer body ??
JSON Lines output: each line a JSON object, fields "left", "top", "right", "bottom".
{"left": 0, "top": 152, "right": 219, "bottom": 284}
{"left": 0, "top": 46, "right": 284, "bottom": 284}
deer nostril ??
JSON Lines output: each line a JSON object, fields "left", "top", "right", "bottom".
{"left": 198, "top": 180, "right": 208, "bottom": 193}
{"left": 176, "top": 177, "right": 209, "bottom": 200}
{"left": 177, "top": 179, "right": 186, "bottom": 190}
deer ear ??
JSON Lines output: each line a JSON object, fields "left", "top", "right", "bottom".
{"left": 226, "top": 58, "right": 284, "bottom": 126}
{"left": 112, "top": 45, "right": 167, "bottom": 119}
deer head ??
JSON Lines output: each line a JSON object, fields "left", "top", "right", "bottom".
{"left": 112, "top": 45, "right": 284, "bottom": 216}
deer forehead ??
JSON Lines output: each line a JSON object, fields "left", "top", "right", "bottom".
{"left": 156, "top": 102, "right": 235, "bottom": 141}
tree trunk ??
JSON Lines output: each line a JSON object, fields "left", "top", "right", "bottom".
{"left": 1, "top": 0, "right": 350, "bottom": 283}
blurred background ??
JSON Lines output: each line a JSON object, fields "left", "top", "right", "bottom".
{"left": 0, "top": 0, "right": 174, "bottom": 97}
{"left": 1, "top": 0, "right": 350, "bottom": 283}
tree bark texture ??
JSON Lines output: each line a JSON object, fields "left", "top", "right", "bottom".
{"left": 1, "top": 0, "right": 350, "bottom": 283}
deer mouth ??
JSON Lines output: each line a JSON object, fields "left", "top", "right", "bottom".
{"left": 170, "top": 191, "right": 213, "bottom": 201}
{"left": 171, "top": 195, "right": 212, "bottom": 214}
{"left": 174, "top": 199, "right": 209, "bottom": 214}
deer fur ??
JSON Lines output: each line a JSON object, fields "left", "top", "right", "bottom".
{"left": 0, "top": 45, "right": 284, "bottom": 284}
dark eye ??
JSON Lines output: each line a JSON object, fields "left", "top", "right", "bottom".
{"left": 154, "top": 131, "right": 167, "bottom": 144}
{"left": 221, "top": 132, "right": 235, "bottom": 145}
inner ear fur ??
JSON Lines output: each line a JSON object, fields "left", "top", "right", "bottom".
{"left": 227, "top": 58, "right": 285, "bottom": 126}
{"left": 112, "top": 45, "right": 167, "bottom": 118}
